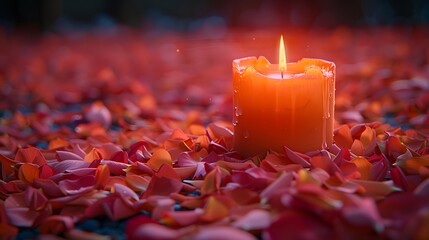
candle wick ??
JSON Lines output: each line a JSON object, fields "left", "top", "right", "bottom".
{"left": 281, "top": 71, "right": 283, "bottom": 79}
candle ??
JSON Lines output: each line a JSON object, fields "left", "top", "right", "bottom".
{"left": 232, "top": 36, "right": 335, "bottom": 157}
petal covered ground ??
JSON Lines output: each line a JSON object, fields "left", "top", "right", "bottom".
{"left": 1, "top": 27, "right": 429, "bottom": 239}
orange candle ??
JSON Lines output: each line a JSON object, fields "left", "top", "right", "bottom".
{"left": 232, "top": 36, "right": 335, "bottom": 157}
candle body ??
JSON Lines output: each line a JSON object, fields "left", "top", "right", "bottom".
{"left": 233, "top": 57, "right": 335, "bottom": 157}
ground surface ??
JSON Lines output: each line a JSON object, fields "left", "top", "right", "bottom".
{"left": 1, "top": 27, "right": 429, "bottom": 239}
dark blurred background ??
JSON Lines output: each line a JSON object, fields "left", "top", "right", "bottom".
{"left": 0, "top": 0, "right": 428, "bottom": 32}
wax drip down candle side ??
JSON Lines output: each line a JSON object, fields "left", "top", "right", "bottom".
{"left": 232, "top": 36, "right": 336, "bottom": 157}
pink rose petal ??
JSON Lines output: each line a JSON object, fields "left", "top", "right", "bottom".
{"left": 129, "top": 223, "right": 178, "bottom": 240}
{"left": 284, "top": 146, "right": 311, "bottom": 168}
{"left": 100, "top": 160, "right": 128, "bottom": 175}
{"left": 191, "top": 226, "right": 256, "bottom": 240}
{"left": 55, "top": 151, "right": 83, "bottom": 161}
{"left": 232, "top": 209, "right": 272, "bottom": 230}
{"left": 50, "top": 160, "right": 90, "bottom": 173}
{"left": 58, "top": 175, "right": 95, "bottom": 195}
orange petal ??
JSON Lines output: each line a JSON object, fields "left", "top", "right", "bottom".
{"left": 351, "top": 140, "right": 364, "bottom": 156}
{"left": 334, "top": 125, "right": 353, "bottom": 149}
{"left": 18, "top": 163, "right": 40, "bottom": 184}
{"left": 170, "top": 128, "right": 188, "bottom": 141}
{"left": 200, "top": 196, "right": 229, "bottom": 222}
{"left": 125, "top": 174, "right": 150, "bottom": 192}
{"left": 351, "top": 179, "right": 401, "bottom": 198}
{"left": 187, "top": 124, "right": 206, "bottom": 136}
{"left": 84, "top": 148, "right": 101, "bottom": 163}
{"left": 396, "top": 155, "right": 429, "bottom": 175}
{"left": 351, "top": 157, "right": 372, "bottom": 180}
{"left": 200, "top": 166, "right": 224, "bottom": 195}
{"left": 195, "top": 135, "right": 210, "bottom": 150}
{"left": 48, "top": 138, "right": 70, "bottom": 150}
{"left": 360, "top": 126, "right": 375, "bottom": 150}
{"left": 95, "top": 164, "right": 110, "bottom": 189}
{"left": 146, "top": 148, "right": 172, "bottom": 172}
{"left": 174, "top": 166, "right": 197, "bottom": 180}
{"left": 296, "top": 169, "right": 320, "bottom": 186}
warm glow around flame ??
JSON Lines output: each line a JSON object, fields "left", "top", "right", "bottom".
{"left": 279, "top": 35, "right": 287, "bottom": 75}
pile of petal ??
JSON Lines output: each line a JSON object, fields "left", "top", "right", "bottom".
{"left": 1, "top": 27, "right": 429, "bottom": 239}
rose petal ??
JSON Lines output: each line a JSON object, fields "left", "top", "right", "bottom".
{"left": 191, "top": 226, "right": 256, "bottom": 240}
{"left": 85, "top": 101, "right": 112, "bottom": 129}
{"left": 129, "top": 223, "right": 178, "bottom": 240}
{"left": 48, "top": 138, "right": 70, "bottom": 150}
{"left": 283, "top": 146, "right": 311, "bottom": 168}
{"left": 95, "top": 164, "right": 110, "bottom": 189}
{"left": 0, "top": 154, "right": 17, "bottom": 178}
{"left": 385, "top": 135, "right": 408, "bottom": 164}
{"left": 391, "top": 166, "right": 411, "bottom": 191}
{"left": 58, "top": 175, "right": 95, "bottom": 195}
{"left": 224, "top": 188, "right": 260, "bottom": 205}
{"left": 66, "top": 229, "right": 111, "bottom": 240}
{"left": 260, "top": 172, "right": 293, "bottom": 201}
{"left": 351, "top": 157, "right": 372, "bottom": 180}
{"left": 162, "top": 209, "right": 203, "bottom": 227}
{"left": 310, "top": 156, "right": 342, "bottom": 176}
{"left": 15, "top": 147, "right": 46, "bottom": 165}
{"left": 97, "top": 143, "right": 122, "bottom": 160}
{"left": 33, "top": 178, "right": 64, "bottom": 198}
{"left": 232, "top": 209, "right": 271, "bottom": 231}
{"left": 111, "top": 150, "right": 129, "bottom": 163}
{"left": 55, "top": 151, "right": 83, "bottom": 161}
{"left": 151, "top": 198, "right": 175, "bottom": 221}
{"left": 24, "top": 186, "right": 48, "bottom": 211}
{"left": 125, "top": 174, "right": 150, "bottom": 192}
{"left": 263, "top": 210, "right": 333, "bottom": 240}
{"left": 199, "top": 196, "right": 229, "bottom": 222}
{"left": 351, "top": 139, "right": 365, "bottom": 156}
{"left": 39, "top": 215, "right": 74, "bottom": 235}
{"left": 84, "top": 148, "right": 102, "bottom": 163}
{"left": 368, "top": 154, "right": 389, "bottom": 181}
{"left": 414, "top": 177, "right": 429, "bottom": 197}
{"left": 207, "top": 122, "right": 234, "bottom": 141}
{"left": 50, "top": 160, "right": 90, "bottom": 173}
{"left": 5, "top": 208, "right": 41, "bottom": 227}
{"left": 100, "top": 160, "right": 128, "bottom": 175}
{"left": 146, "top": 148, "right": 172, "bottom": 171}
{"left": 334, "top": 125, "right": 353, "bottom": 149}
{"left": 112, "top": 183, "right": 139, "bottom": 202}
{"left": 351, "top": 179, "right": 401, "bottom": 198}
{"left": 200, "top": 166, "right": 224, "bottom": 195}
{"left": 18, "top": 163, "right": 40, "bottom": 184}
{"left": 143, "top": 164, "right": 182, "bottom": 197}
{"left": 0, "top": 222, "right": 18, "bottom": 239}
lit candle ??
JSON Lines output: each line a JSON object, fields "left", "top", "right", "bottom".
{"left": 232, "top": 36, "right": 335, "bottom": 157}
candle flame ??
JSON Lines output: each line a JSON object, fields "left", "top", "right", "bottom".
{"left": 279, "top": 35, "right": 287, "bottom": 78}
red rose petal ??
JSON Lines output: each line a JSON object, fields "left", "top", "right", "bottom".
{"left": 15, "top": 147, "right": 47, "bottom": 166}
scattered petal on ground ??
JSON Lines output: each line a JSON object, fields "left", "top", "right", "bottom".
{"left": 1, "top": 28, "right": 429, "bottom": 239}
